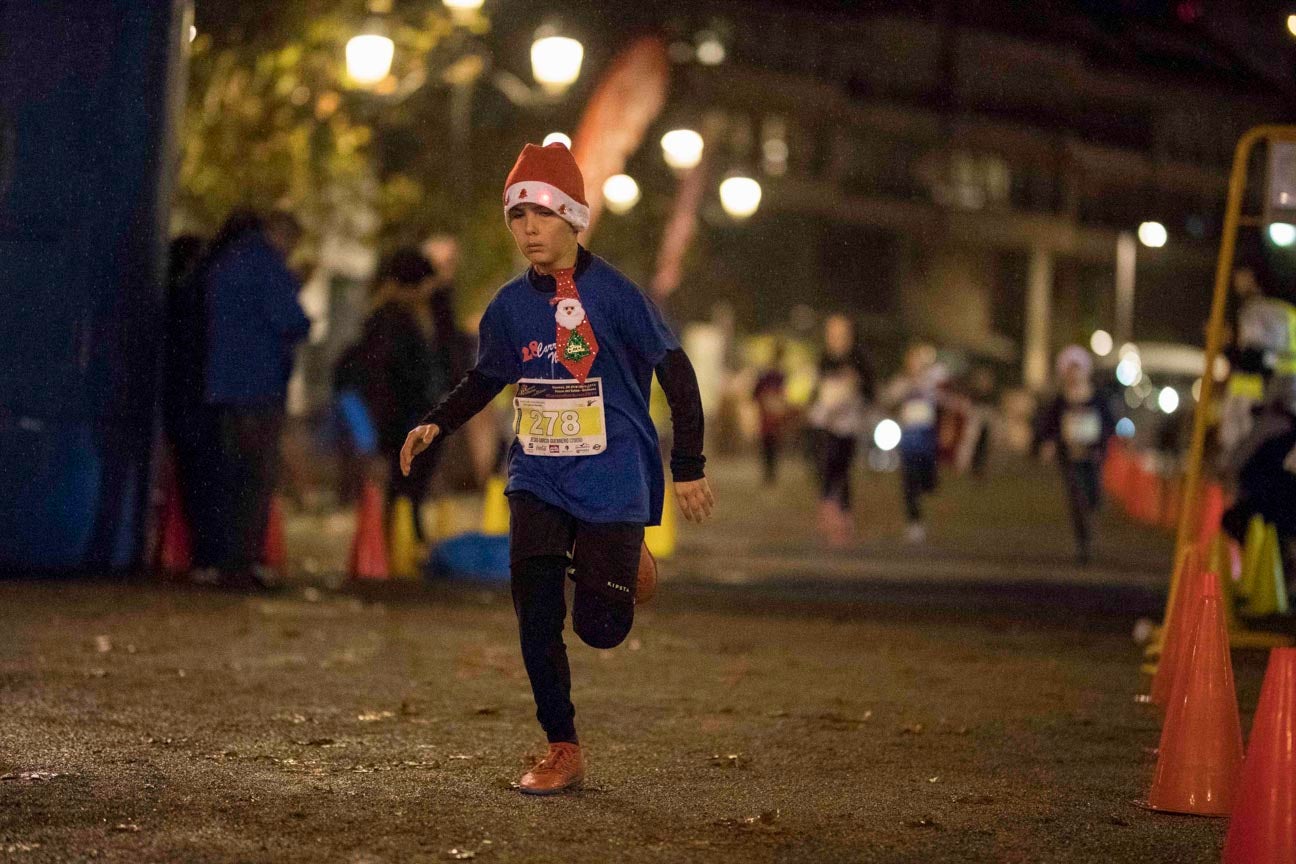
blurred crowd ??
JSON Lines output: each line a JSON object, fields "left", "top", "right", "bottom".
{"left": 158, "top": 205, "right": 1296, "bottom": 588}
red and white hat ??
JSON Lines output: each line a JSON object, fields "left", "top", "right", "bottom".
{"left": 502, "top": 142, "right": 590, "bottom": 232}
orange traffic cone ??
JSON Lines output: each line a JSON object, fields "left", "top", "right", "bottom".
{"left": 349, "top": 480, "right": 389, "bottom": 581}
{"left": 159, "top": 474, "right": 192, "bottom": 574}
{"left": 1146, "top": 572, "right": 1244, "bottom": 816}
{"left": 1222, "top": 647, "right": 1296, "bottom": 863}
{"left": 1150, "top": 546, "right": 1203, "bottom": 707}
{"left": 261, "top": 496, "right": 287, "bottom": 577}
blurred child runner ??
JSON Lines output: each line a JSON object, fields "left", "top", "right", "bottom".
{"left": 1033, "top": 345, "right": 1115, "bottom": 565}
{"left": 807, "top": 315, "right": 874, "bottom": 545}
{"left": 400, "top": 142, "right": 713, "bottom": 796}
{"left": 752, "top": 339, "right": 790, "bottom": 485}
{"left": 881, "top": 343, "right": 943, "bottom": 544}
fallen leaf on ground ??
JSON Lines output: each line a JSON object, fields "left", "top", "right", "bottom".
{"left": 708, "top": 753, "right": 747, "bottom": 769}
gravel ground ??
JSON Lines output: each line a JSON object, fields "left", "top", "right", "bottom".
{"left": 0, "top": 574, "right": 1269, "bottom": 864}
{"left": 0, "top": 457, "right": 1272, "bottom": 862}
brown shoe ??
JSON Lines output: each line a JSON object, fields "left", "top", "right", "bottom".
{"left": 636, "top": 542, "right": 657, "bottom": 604}
{"left": 518, "top": 742, "right": 585, "bottom": 795}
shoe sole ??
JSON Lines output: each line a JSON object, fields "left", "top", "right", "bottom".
{"left": 518, "top": 779, "right": 583, "bottom": 796}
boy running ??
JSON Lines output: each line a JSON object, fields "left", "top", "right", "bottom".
{"left": 401, "top": 142, "right": 713, "bottom": 795}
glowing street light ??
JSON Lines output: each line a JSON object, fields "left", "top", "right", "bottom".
{"left": 443, "top": 0, "right": 485, "bottom": 23}
{"left": 346, "top": 26, "right": 395, "bottom": 86}
{"left": 661, "top": 129, "right": 704, "bottom": 171}
{"left": 531, "top": 35, "right": 584, "bottom": 95}
{"left": 695, "top": 32, "right": 726, "bottom": 65}
{"left": 1090, "top": 329, "right": 1113, "bottom": 357}
{"left": 602, "top": 174, "right": 641, "bottom": 214}
{"left": 1288, "top": 14, "right": 1296, "bottom": 38}
{"left": 543, "top": 132, "right": 572, "bottom": 149}
{"left": 1158, "top": 387, "right": 1180, "bottom": 414}
{"left": 1138, "top": 221, "right": 1167, "bottom": 248}
{"left": 1115, "top": 355, "right": 1142, "bottom": 387}
{"left": 873, "top": 419, "right": 901, "bottom": 452}
{"left": 719, "top": 175, "right": 762, "bottom": 219}
{"left": 1270, "top": 222, "right": 1296, "bottom": 247}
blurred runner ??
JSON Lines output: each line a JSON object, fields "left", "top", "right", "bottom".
{"left": 1033, "top": 346, "right": 1115, "bottom": 566}
{"left": 752, "top": 339, "right": 790, "bottom": 485}
{"left": 882, "top": 343, "right": 943, "bottom": 544}
{"left": 807, "top": 315, "right": 874, "bottom": 546}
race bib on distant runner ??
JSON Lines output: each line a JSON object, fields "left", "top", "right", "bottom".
{"left": 1062, "top": 408, "right": 1101, "bottom": 447}
{"left": 513, "top": 378, "right": 607, "bottom": 457}
{"left": 900, "top": 398, "right": 936, "bottom": 429}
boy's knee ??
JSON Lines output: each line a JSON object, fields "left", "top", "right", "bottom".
{"left": 574, "top": 615, "right": 630, "bottom": 650}
{"left": 572, "top": 593, "right": 633, "bottom": 649}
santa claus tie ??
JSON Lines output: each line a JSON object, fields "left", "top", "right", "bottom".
{"left": 551, "top": 267, "right": 599, "bottom": 382}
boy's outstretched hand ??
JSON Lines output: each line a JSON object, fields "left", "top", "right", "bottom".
{"left": 674, "top": 478, "right": 715, "bottom": 523}
{"left": 400, "top": 424, "right": 441, "bottom": 476}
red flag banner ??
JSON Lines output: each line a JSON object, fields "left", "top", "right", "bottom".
{"left": 570, "top": 37, "right": 669, "bottom": 237}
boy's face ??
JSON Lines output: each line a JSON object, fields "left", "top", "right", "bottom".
{"left": 508, "top": 203, "right": 578, "bottom": 271}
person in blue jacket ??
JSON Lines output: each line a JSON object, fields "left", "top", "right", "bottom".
{"left": 202, "top": 209, "right": 311, "bottom": 588}
{"left": 401, "top": 143, "right": 713, "bottom": 796}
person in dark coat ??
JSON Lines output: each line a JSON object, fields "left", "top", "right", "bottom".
{"left": 202, "top": 209, "right": 311, "bottom": 588}
{"left": 354, "top": 248, "right": 444, "bottom": 543}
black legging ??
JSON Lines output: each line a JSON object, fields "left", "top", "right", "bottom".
{"left": 817, "top": 431, "right": 856, "bottom": 510}
{"left": 512, "top": 555, "right": 634, "bottom": 743}
{"left": 212, "top": 405, "right": 283, "bottom": 573}
{"left": 1061, "top": 459, "right": 1101, "bottom": 557}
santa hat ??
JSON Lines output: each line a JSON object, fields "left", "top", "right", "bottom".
{"left": 502, "top": 143, "right": 589, "bottom": 232}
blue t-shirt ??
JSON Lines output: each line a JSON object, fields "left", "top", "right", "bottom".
{"left": 475, "top": 254, "right": 680, "bottom": 525}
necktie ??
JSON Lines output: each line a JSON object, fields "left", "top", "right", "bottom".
{"left": 551, "top": 267, "right": 599, "bottom": 382}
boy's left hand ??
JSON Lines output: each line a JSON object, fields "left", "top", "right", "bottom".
{"left": 675, "top": 478, "right": 715, "bottom": 523}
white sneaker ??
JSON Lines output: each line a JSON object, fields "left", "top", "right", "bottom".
{"left": 905, "top": 522, "right": 926, "bottom": 544}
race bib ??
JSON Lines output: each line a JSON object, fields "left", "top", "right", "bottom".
{"left": 1062, "top": 409, "right": 1101, "bottom": 447}
{"left": 513, "top": 378, "right": 607, "bottom": 457}
{"left": 900, "top": 398, "right": 936, "bottom": 429}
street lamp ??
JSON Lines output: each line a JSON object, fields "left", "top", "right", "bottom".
{"left": 695, "top": 31, "right": 726, "bottom": 66}
{"left": 1137, "top": 220, "right": 1167, "bottom": 248}
{"left": 661, "top": 129, "right": 704, "bottom": 171}
{"left": 543, "top": 132, "right": 572, "bottom": 149}
{"left": 443, "top": 0, "right": 484, "bottom": 25}
{"left": 719, "top": 175, "right": 761, "bottom": 219}
{"left": 1269, "top": 222, "right": 1296, "bottom": 247}
{"left": 1090, "top": 329, "right": 1113, "bottom": 357}
{"left": 346, "top": 23, "right": 395, "bottom": 86}
{"left": 1287, "top": 14, "right": 1296, "bottom": 38}
{"left": 531, "top": 35, "right": 584, "bottom": 95}
{"left": 603, "top": 174, "right": 641, "bottom": 214}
